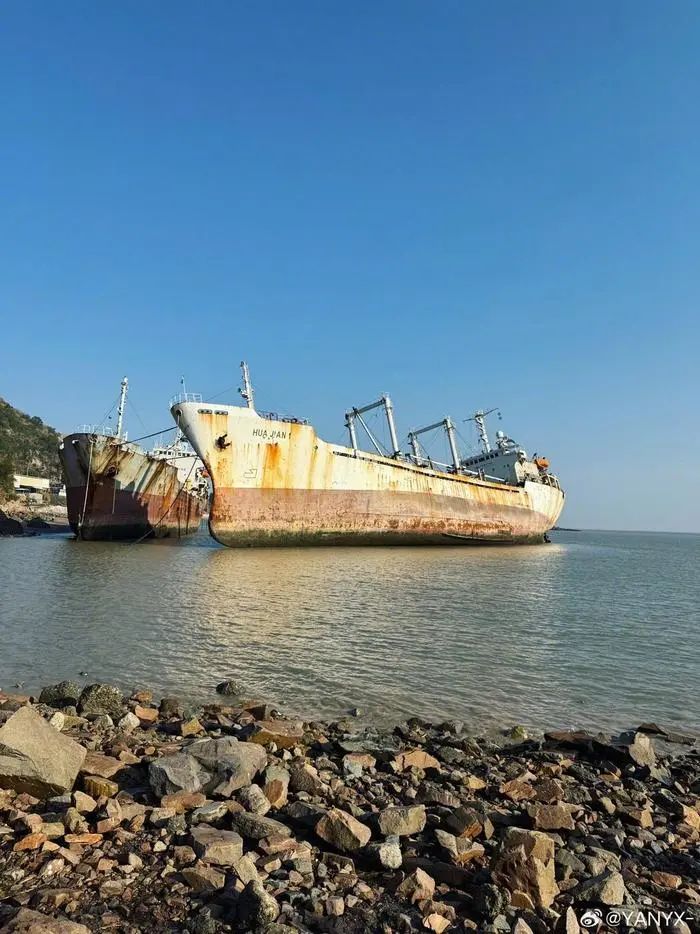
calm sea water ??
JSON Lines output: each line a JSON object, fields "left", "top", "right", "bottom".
{"left": 0, "top": 529, "right": 698, "bottom": 735}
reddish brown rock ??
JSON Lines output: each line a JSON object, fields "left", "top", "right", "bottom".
{"left": 63, "top": 833, "right": 103, "bottom": 846}
{"left": 247, "top": 720, "right": 305, "bottom": 749}
{"left": 13, "top": 832, "right": 47, "bottom": 852}
{"left": 392, "top": 750, "right": 441, "bottom": 772}
{"left": 263, "top": 765, "right": 290, "bottom": 808}
{"left": 80, "top": 752, "right": 123, "bottom": 779}
{"left": 527, "top": 802, "right": 579, "bottom": 831}
{"left": 134, "top": 705, "right": 159, "bottom": 725}
{"left": 161, "top": 790, "right": 207, "bottom": 814}
{"left": 500, "top": 778, "right": 536, "bottom": 802}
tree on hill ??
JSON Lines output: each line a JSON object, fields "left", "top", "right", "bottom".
{"left": 0, "top": 453, "right": 14, "bottom": 500}
{"left": 0, "top": 397, "right": 62, "bottom": 488}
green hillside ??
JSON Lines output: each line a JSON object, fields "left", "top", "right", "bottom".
{"left": 0, "top": 397, "right": 62, "bottom": 496}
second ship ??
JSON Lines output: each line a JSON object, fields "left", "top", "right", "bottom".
{"left": 59, "top": 378, "right": 208, "bottom": 541}
{"left": 171, "top": 363, "right": 565, "bottom": 547}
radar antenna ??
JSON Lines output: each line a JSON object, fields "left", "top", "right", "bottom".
{"left": 465, "top": 408, "right": 500, "bottom": 453}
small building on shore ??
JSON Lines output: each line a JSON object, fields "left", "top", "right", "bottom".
{"left": 13, "top": 475, "right": 65, "bottom": 500}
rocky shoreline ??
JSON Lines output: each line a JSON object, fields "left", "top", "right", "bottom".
{"left": 0, "top": 683, "right": 698, "bottom": 933}
{"left": 0, "top": 504, "right": 70, "bottom": 536}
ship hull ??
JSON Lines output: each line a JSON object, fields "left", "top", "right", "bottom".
{"left": 59, "top": 434, "right": 206, "bottom": 542}
{"left": 172, "top": 403, "right": 564, "bottom": 548}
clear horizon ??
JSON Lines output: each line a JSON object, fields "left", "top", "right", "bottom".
{"left": 2, "top": 2, "right": 698, "bottom": 533}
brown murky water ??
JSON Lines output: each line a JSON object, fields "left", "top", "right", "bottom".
{"left": 1, "top": 529, "right": 698, "bottom": 734}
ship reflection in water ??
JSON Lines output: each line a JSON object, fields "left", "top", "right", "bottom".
{"left": 1, "top": 530, "right": 698, "bottom": 735}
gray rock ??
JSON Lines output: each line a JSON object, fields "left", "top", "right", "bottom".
{"left": 416, "top": 782, "right": 460, "bottom": 807}
{"left": 284, "top": 800, "right": 327, "bottom": 826}
{"left": 238, "top": 783, "right": 271, "bottom": 815}
{"left": 575, "top": 870, "right": 626, "bottom": 906}
{"left": 555, "top": 848, "right": 585, "bottom": 880}
{"left": 582, "top": 847, "right": 621, "bottom": 875}
{"left": 236, "top": 879, "right": 280, "bottom": 926}
{"left": 77, "top": 683, "right": 123, "bottom": 719}
{"left": 230, "top": 811, "right": 292, "bottom": 841}
{"left": 191, "top": 801, "right": 229, "bottom": 825}
{"left": 0, "top": 511, "right": 23, "bottom": 536}
{"left": 187, "top": 736, "right": 266, "bottom": 792}
{"left": 0, "top": 706, "right": 87, "bottom": 798}
{"left": 148, "top": 752, "right": 209, "bottom": 797}
{"left": 616, "top": 731, "right": 657, "bottom": 768}
{"left": 368, "top": 834, "right": 402, "bottom": 868}
{"left": 216, "top": 679, "right": 242, "bottom": 696}
{"left": 118, "top": 712, "right": 140, "bottom": 733}
{"left": 555, "top": 907, "right": 581, "bottom": 934}
{"left": 289, "top": 761, "right": 327, "bottom": 795}
{"left": 231, "top": 854, "right": 260, "bottom": 885}
{"left": 159, "top": 696, "right": 183, "bottom": 718}
{"left": 38, "top": 681, "right": 81, "bottom": 709}
{"left": 377, "top": 804, "right": 426, "bottom": 837}
{"left": 182, "top": 862, "right": 226, "bottom": 892}
{"left": 189, "top": 908, "right": 219, "bottom": 934}
{"left": 191, "top": 825, "right": 244, "bottom": 866}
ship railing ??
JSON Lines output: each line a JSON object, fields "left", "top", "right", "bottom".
{"left": 540, "top": 473, "right": 561, "bottom": 490}
{"left": 406, "top": 453, "right": 509, "bottom": 483}
{"left": 260, "top": 410, "right": 309, "bottom": 425}
{"left": 169, "top": 392, "right": 203, "bottom": 406}
{"left": 77, "top": 424, "right": 117, "bottom": 436}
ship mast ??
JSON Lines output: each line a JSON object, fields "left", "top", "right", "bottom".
{"left": 345, "top": 395, "right": 401, "bottom": 458}
{"left": 408, "top": 417, "right": 461, "bottom": 471}
{"left": 466, "top": 408, "right": 499, "bottom": 453}
{"left": 115, "top": 377, "right": 128, "bottom": 439}
{"left": 239, "top": 361, "right": 255, "bottom": 410}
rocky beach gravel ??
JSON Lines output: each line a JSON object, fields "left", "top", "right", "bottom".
{"left": 0, "top": 683, "right": 698, "bottom": 933}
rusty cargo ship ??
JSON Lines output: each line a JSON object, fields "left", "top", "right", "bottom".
{"left": 170, "top": 363, "right": 564, "bottom": 547}
{"left": 60, "top": 378, "right": 208, "bottom": 541}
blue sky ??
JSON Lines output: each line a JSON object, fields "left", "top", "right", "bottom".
{"left": 2, "top": 1, "right": 698, "bottom": 531}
